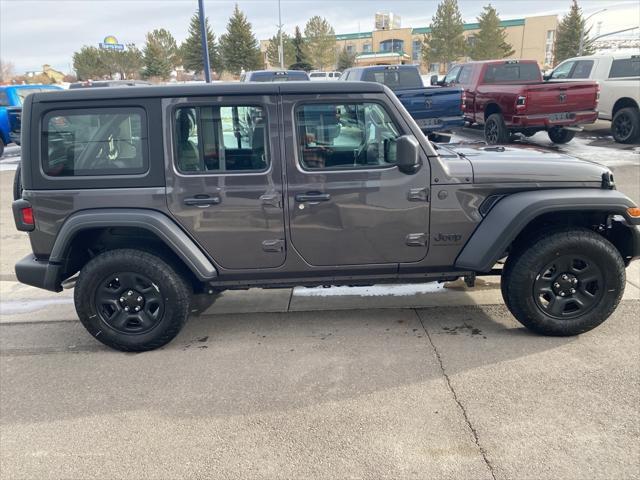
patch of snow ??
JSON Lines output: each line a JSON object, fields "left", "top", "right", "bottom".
{"left": 293, "top": 283, "right": 445, "bottom": 297}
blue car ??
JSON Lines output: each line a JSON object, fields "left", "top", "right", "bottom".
{"left": 0, "top": 84, "right": 62, "bottom": 156}
{"left": 339, "top": 65, "right": 464, "bottom": 139}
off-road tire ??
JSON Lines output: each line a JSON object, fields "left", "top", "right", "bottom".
{"left": 484, "top": 113, "right": 510, "bottom": 144}
{"left": 547, "top": 127, "right": 576, "bottom": 144}
{"left": 13, "top": 163, "right": 22, "bottom": 200}
{"left": 74, "top": 249, "right": 191, "bottom": 352}
{"left": 501, "top": 228, "right": 625, "bottom": 336}
{"left": 0, "top": 138, "right": 4, "bottom": 158}
{"left": 611, "top": 107, "right": 640, "bottom": 144}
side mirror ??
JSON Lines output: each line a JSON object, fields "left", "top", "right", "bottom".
{"left": 396, "top": 135, "right": 421, "bottom": 174}
{"left": 543, "top": 73, "right": 552, "bottom": 81}
{"left": 430, "top": 75, "right": 439, "bottom": 86}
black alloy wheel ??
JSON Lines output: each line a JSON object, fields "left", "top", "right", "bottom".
{"left": 533, "top": 254, "right": 604, "bottom": 319}
{"left": 95, "top": 271, "right": 165, "bottom": 335}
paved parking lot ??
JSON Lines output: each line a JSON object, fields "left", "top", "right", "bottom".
{"left": 1, "top": 128, "right": 639, "bottom": 479}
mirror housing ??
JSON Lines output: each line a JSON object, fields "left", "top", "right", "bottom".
{"left": 543, "top": 73, "right": 552, "bottom": 81}
{"left": 430, "top": 74, "right": 439, "bottom": 86}
{"left": 396, "top": 135, "right": 421, "bottom": 174}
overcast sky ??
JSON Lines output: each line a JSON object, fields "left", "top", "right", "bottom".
{"left": 1, "top": 0, "right": 638, "bottom": 73}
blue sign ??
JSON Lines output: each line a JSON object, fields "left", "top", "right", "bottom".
{"left": 99, "top": 35, "right": 124, "bottom": 51}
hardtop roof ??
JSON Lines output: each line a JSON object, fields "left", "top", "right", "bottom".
{"left": 30, "top": 81, "right": 386, "bottom": 103}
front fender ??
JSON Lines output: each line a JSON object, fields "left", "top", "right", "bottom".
{"left": 455, "top": 188, "right": 638, "bottom": 272}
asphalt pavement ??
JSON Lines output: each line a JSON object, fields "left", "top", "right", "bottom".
{"left": 1, "top": 128, "right": 639, "bottom": 479}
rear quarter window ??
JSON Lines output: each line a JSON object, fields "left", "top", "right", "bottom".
{"left": 42, "top": 108, "right": 147, "bottom": 177}
{"left": 482, "top": 63, "right": 540, "bottom": 83}
{"left": 609, "top": 57, "right": 640, "bottom": 78}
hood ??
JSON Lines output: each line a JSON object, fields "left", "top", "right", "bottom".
{"left": 443, "top": 143, "right": 610, "bottom": 184}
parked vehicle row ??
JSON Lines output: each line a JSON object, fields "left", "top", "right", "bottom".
{"left": 12, "top": 82, "right": 640, "bottom": 351}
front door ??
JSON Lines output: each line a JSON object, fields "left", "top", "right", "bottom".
{"left": 283, "top": 96, "right": 430, "bottom": 266}
{"left": 165, "top": 95, "right": 286, "bottom": 270}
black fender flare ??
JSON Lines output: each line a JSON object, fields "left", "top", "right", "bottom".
{"left": 455, "top": 189, "right": 638, "bottom": 272}
{"left": 50, "top": 209, "right": 218, "bottom": 281}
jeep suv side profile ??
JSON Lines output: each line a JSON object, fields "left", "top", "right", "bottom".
{"left": 13, "top": 82, "right": 640, "bottom": 351}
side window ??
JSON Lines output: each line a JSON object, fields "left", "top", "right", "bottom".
{"left": 609, "top": 57, "right": 640, "bottom": 78}
{"left": 295, "top": 102, "right": 401, "bottom": 171}
{"left": 551, "top": 61, "right": 575, "bottom": 79}
{"left": 174, "top": 104, "right": 268, "bottom": 174}
{"left": 571, "top": 60, "right": 594, "bottom": 79}
{"left": 0, "top": 91, "right": 9, "bottom": 107}
{"left": 444, "top": 66, "right": 461, "bottom": 85}
{"left": 43, "top": 108, "right": 147, "bottom": 177}
{"left": 457, "top": 65, "right": 473, "bottom": 86}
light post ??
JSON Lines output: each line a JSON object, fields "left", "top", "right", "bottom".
{"left": 278, "top": 0, "right": 284, "bottom": 69}
{"left": 578, "top": 8, "right": 607, "bottom": 55}
{"left": 198, "top": 0, "right": 212, "bottom": 83}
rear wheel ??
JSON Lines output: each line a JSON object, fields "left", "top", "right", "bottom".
{"left": 611, "top": 107, "right": 640, "bottom": 144}
{"left": 74, "top": 249, "right": 191, "bottom": 351}
{"left": 547, "top": 127, "right": 576, "bottom": 144}
{"left": 484, "top": 113, "right": 510, "bottom": 144}
{"left": 501, "top": 228, "right": 625, "bottom": 336}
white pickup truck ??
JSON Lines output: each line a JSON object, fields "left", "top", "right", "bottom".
{"left": 547, "top": 52, "right": 640, "bottom": 143}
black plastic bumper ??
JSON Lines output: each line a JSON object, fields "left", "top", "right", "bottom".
{"left": 15, "top": 254, "right": 63, "bottom": 292}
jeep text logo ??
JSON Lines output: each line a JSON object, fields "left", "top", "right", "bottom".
{"left": 434, "top": 233, "right": 462, "bottom": 243}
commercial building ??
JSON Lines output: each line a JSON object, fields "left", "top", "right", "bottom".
{"left": 260, "top": 13, "right": 558, "bottom": 73}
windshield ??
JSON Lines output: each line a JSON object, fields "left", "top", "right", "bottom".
{"left": 362, "top": 68, "right": 422, "bottom": 89}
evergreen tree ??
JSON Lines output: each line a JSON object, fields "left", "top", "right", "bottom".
{"left": 554, "top": 0, "right": 595, "bottom": 64}
{"left": 337, "top": 47, "right": 356, "bottom": 71}
{"left": 304, "top": 16, "right": 336, "bottom": 70}
{"left": 142, "top": 28, "right": 178, "bottom": 80}
{"left": 469, "top": 5, "right": 514, "bottom": 60}
{"left": 422, "top": 0, "right": 466, "bottom": 69}
{"left": 73, "top": 46, "right": 108, "bottom": 80}
{"left": 289, "top": 26, "right": 313, "bottom": 71}
{"left": 180, "top": 12, "right": 221, "bottom": 75}
{"left": 266, "top": 30, "right": 295, "bottom": 68}
{"left": 219, "top": 4, "right": 262, "bottom": 75}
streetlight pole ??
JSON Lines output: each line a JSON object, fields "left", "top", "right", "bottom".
{"left": 579, "top": 8, "right": 607, "bottom": 56}
{"left": 278, "top": 0, "right": 284, "bottom": 69}
{"left": 198, "top": 0, "right": 212, "bottom": 83}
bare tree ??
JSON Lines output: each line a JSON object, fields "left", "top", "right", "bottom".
{"left": 0, "top": 59, "right": 16, "bottom": 83}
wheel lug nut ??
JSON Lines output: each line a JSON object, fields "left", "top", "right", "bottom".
{"left": 570, "top": 288, "right": 576, "bottom": 294}
{"left": 562, "top": 274, "right": 568, "bottom": 280}
{"left": 137, "top": 296, "right": 142, "bottom": 302}
{"left": 135, "top": 306, "right": 140, "bottom": 312}
{"left": 128, "top": 290, "right": 133, "bottom": 296}
{"left": 119, "top": 297, "right": 124, "bottom": 302}
{"left": 573, "top": 278, "right": 578, "bottom": 284}
{"left": 554, "top": 282, "right": 560, "bottom": 288}
{"left": 124, "top": 306, "right": 130, "bottom": 312}
{"left": 560, "top": 292, "right": 565, "bottom": 296}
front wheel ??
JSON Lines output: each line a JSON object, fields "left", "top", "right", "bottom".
{"left": 501, "top": 228, "right": 625, "bottom": 336}
{"left": 611, "top": 107, "right": 640, "bottom": 144}
{"left": 547, "top": 127, "right": 576, "bottom": 144}
{"left": 74, "top": 249, "right": 191, "bottom": 351}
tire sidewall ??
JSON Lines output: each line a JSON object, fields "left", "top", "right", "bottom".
{"left": 484, "top": 114, "right": 508, "bottom": 145}
{"left": 75, "top": 250, "right": 190, "bottom": 351}
{"left": 504, "top": 230, "right": 625, "bottom": 336}
{"left": 547, "top": 127, "right": 575, "bottom": 144}
{"left": 612, "top": 107, "right": 640, "bottom": 144}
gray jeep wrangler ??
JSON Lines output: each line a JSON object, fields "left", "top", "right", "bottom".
{"left": 12, "top": 82, "right": 640, "bottom": 351}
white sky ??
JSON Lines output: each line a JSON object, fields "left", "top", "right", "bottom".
{"left": 1, "top": 0, "right": 638, "bottom": 73}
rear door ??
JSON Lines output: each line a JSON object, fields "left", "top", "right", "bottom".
{"left": 282, "top": 94, "right": 431, "bottom": 266}
{"left": 165, "top": 95, "right": 286, "bottom": 270}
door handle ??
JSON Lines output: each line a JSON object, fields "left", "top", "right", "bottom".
{"left": 295, "top": 192, "right": 331, "bottom": 203}
{"left": 184, "top": 195, "right": 220, "bottom": 207}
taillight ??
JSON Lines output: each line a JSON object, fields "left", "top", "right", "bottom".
{"left": 596, "top": 83, "right": 600, "bottom": 104}
{"left": 22, "top": 207, "right": 34, "bottom": 225}
{"left": 516, "top": 95, "right": 527, "bottom": 110}
{"left": 461, "top": 91, "right": 466, "bottom": 111}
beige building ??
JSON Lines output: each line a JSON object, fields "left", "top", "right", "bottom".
{"left": 261, "top": 14, "right": 558, "bottom": 73}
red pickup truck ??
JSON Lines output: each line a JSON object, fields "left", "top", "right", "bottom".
{"left": 442, "top": 60, "right": 599, "bottom": 144}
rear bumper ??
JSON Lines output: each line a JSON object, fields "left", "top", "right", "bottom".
{"left": 15, "top": 254, "right": 63, "bottom": 292}
{"left": 415, "top": 116, "right": 465, "bottom": 132}
{"left": 509, "top": 110, "right": 598, "bottom": 129}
